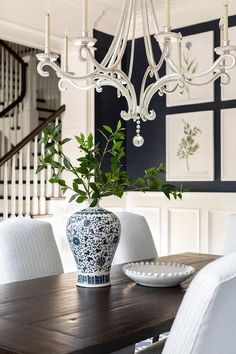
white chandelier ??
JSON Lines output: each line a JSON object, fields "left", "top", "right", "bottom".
{"left": 37, "top": 0, "right": 236, "bottom": 147}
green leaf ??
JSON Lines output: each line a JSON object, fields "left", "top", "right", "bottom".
{"left": 61, "top": 138, "right": 71, "bottom": 144}
{"left": 103, "top": 125, "right": 113, "bottom": 133}
{"left": 36, "top": 165, "right": 46, "bottom": 174}
{"left": 89, "top": 182, "right": 99, "bottom": 193}
{"left": 58, "top": 179, "right": 66, "bottom": 187}
{"left": 63, "top": 157, "right": 71, "bottom": 170}
{"left": 69, "top": 194, "right": 78, "bottom": 203}
{"left": 50, "top": 161, "right": 62, "bottom": 169}
{"left": 76, "top": 195, "right": 86, "bottom": 204}
{"left": 116, "top": 120, "right": 122, "bottom": 130}
{"left": 73, "top": 178, "right": 83, "bottom": 185}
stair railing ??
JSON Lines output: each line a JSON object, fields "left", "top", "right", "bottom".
{"left": 0, "top": 104, "right": 65, "bottom": 219}
{"left": 0, "top": 40, "right": 27, "bottom": 160}
{"left": 0, "top": 39, "right": 27, "bottom": 118}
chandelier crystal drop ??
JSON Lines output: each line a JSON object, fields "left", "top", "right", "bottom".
{"left": 36, "top": 0, "right": 236, "bottom": 147}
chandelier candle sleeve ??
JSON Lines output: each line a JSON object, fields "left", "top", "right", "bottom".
{"left": 82, "top": 0, "right": 88, "bottom": 34}
{"left": 45, "top": 12, "right": 50, "bottom": 52}
{"left": 224, "top": 0, "right": 229, "bottom": 42}
{"left": 64, "top": 34, "right": 68, "bottom": 72}
{"left": 178, "top": 40, "right": 182, "bottom": 68}
{"left": 219, "top": 18, "right": 224, "bottom": 46}
{"left": 165, "top": 0, "right": 170, "bottom": 28}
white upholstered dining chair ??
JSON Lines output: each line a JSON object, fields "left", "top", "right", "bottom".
{"left": 113, "top": 212, "right": 157, "bottom": 265}
{"left": 223, "top": 214, "right": 236, "bottom": 255}
{"left": 112, "top": 212, "right": 158, "bottom": 354}
{"left": 138, "top": 252, "right": 236, "bottom": 354}
{"left": 0, "top": 217, "right": 64, "bottom": 284}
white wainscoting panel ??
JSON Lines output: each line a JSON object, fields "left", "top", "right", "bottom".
{"left": 101, "top": 192, "right": 236, "bottom": 257}
{"left": 129, "top": 207, "right": 161, "bottom": 255}
{"left": 46, "top": 192, "right": 236, "bottom": 271}
{"left": 168, "top": 208, "right": 200, "bottom": 255}
{"left": 208, "top": 209, "right": 236, "bottom": 255}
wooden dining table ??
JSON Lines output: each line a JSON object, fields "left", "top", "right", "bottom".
{"left": 0, "top": 252, "right": 218, "bottom": 354}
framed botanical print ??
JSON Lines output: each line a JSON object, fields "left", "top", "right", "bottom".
{"left": 166, "top": 111, "right": 214, "bottom": 181}
{"left": 221, "top": 108, "right": 236, "bottom": 180}
{"left": 166, "top": 31, "right": 214, "bottom": 107}
{"left": 221, "top": 27, "right": 236, "bottom": 101}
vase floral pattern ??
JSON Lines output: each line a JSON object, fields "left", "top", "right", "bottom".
{"left": 66, "top": 207, "right": 120, "bottom": 287}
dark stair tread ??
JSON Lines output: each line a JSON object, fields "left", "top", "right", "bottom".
{"left": 0, "top": 180, "right": 46, "bottom": 185}
{"left": 37, "top": 98, "right": 46, "bottom": 103}
{"left": 37, "top": 107, "right": 56, "bottom": 113}
{"left": 0, "top": 213, "right": 33, "bottom": 218}
{"left": 15, "top": 166, "right": 35, "bottom": 170}
{"left": 0, "top": 196, "right": 50, "bottom": 200}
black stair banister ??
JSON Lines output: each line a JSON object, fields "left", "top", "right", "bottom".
{"left": 0, "top": 104, "right": 65, "bottom": 167}
{"left": 0, "top": 39, "right": 27, "bottom": 118}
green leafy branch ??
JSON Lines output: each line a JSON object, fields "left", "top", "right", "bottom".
{"left": 37, "top": 121, "right": 187, "bottom": 207}
{"left": 177, "top": 119, "right": 202, "bottom": 171}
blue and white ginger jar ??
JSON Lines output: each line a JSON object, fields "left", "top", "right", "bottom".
{"left": 66, "top": 206, "right": 121, "bottom": 287}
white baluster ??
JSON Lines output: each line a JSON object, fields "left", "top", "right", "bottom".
{"left": 19, "top": 59, "right": 23, "bottom": 113}
{"left": 14, "top": 45, "right": 19, "bottom": 142}
{"left": 4, "top": 51, "right": 8, "bottom": 110}
{"left": 32, "top": 136, "right": 39, "bottom": 215}
{"left": 9, "top": 50, "right": 14, "bottom": 147}
{"left": 39, "top": 133, "right": 46, "bottom": 215}
{"left": 3, "top": 162, "right": 8, "bottom": 219}
{"left": 0, "top": 46, "right": 4, "bottom": 104}
{"left": 53, "top": 116, "right": 60, "bottom": 198}
{"left": 5, "top": 51, "right": 10, "bottom": 153}
{"left": 10, "top": 155, "right": 16, "bottom": 217}
{"left": 18, "top": 149, "right": 23, "bottom": 216}
{"left": 25, "top": 143, "right": 31, "bottom": 216}
{"left": 0, "top": 48, "right": 5, "bottom": 159}
{"left": 46, "top": 164, "right": 53, "bottom": 198}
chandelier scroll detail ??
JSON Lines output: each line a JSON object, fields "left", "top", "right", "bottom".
{"left": 36, "top": 0, "right": 236, "bottom": 147}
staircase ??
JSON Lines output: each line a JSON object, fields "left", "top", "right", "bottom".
{"left": 0, "top": 39, "right": 65, "bottom": 221}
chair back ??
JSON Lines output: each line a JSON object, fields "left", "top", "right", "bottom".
{"left": 162, "top": 253, "right": 236, "bottom": 354}
{"left": 0, "top": 217, "right": 63, "bottom": 284}
{"left": 223, "top": 214, "right": 236, "bottom": 254}
{"left": 113, "top": 212, "right": 157, "bottom": 264}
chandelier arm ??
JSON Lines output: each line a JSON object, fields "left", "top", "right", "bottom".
{"left": 139, "top": 43, "right": 170, "bottom": 106}
{"left": 150, "top": 0, "right": 160, "bottom": 33}
{"left": 185, "top": 72, "right": 223, "bottom": 86}
{"left": 37, "top": 60, "right": 100, "bottom": 81}
{"left": 167, "top": 53, "right": 236, "bottom": 79}
{"left": 58, "top": 78, "right": 97, "bottom": 91}
{"left": 128, "top": 0, "right": 137, "bottom": 80}
{"left": 220, "top": 72, "right": 230, "bottom": 85}
{"left": 142, "top": 0, "right": 157, "bottom": 69}
{"left": 139, "top": 67, "right": 153, "bottom": 104}
{"left": 160, "top": 84, "right": 179, "bottom": 95}
{"left": 150, "top": 0, "right": 182, "bottom": 78}
{"left": 100, "top": 0, "right": 130, "bottom": 68}
{"left": 94, "top": 77, "right": 137, "bottom": 120}
{"left": 107, "top": 0, "right": 133, "bottom": 68}
{"left": 141, "top": 73, "right": 181, "bottom": 119}
{"left": 81, "top": 44, "right": 137, "bottom": 105}
{"left": 79, "top": 47, "right": 138, "bottom": 104}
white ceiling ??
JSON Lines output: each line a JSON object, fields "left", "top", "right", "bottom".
{"left": 1, "top": 0, "right": 236, "bottom": 51}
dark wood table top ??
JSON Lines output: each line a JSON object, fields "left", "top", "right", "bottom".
{"left": 0, "top": 252, "right": 219, "bottom": 354}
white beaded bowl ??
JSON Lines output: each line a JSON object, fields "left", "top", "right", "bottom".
{"left": 122, "top": 261, "right": 195, "bottom": 287}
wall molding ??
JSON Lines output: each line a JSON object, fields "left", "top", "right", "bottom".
{"left": 101, "top": 192, "right": 236, "bottom": 256}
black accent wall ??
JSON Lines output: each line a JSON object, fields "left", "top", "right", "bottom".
{"left": 95, "top": 15, "right": 236, "bottom": 192}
